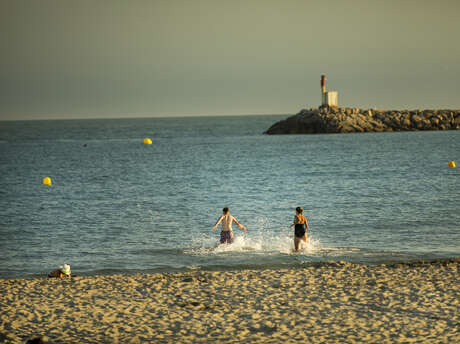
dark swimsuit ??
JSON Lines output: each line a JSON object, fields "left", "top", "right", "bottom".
{"left": 294, "top": 224, "right": 306, "bottom": 238}
{"left": 294, "top": 214, "right": 307, "bottom": 238}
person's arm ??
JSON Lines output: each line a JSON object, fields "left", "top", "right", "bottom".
{"left": 290, "top": 215, "right": 297, "bottom": 228}
{"left": 232, "top": 217, "right": 247, "bottom": 232}
{"left": 212, "top": 216, "right": 224, "bottom": 230}
{"left": 305, "top": 217, "right": 309, "bottom": 230}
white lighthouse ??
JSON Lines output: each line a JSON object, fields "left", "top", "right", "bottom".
{"left": 320, "top": 75, "right": 338, "bottom": 107}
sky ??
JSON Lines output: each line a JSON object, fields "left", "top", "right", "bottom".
{"left": 1, "top": 0, "right": 459, "bottom": 120}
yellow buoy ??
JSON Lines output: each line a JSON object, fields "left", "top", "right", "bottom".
{"left": 448, "top": 161, "right": 456, "bottom": 168}
{"left": 43, "top": 177, "right": 52, "bottom": 186}
{"left": 143, "top": 138, "right": 152, "bottom": 145}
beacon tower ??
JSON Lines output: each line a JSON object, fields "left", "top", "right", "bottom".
{"left": 321, "top": 75, "right": 338, "bottom": 107}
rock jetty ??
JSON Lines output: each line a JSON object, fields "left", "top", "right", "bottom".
{"left": 265, "top": 107, "right": 460, "bottom": 134}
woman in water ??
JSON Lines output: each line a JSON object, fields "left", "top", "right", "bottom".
{"left": 290, "top": 207, "right": 309, "bottom": 251}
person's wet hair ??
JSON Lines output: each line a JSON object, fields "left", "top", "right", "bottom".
{"left": 223, "top": 207, "right": 229, "bottom": 214}
{"left": 296, "top": 207, "right": 303, "bottom": 214}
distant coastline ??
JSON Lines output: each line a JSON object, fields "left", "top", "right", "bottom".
{"left": 265, "top": 107, "right": 460, "bottom": 134}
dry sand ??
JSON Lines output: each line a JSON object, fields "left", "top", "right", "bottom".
{"left": 1, "top": 260, "right": 459, "bottom": 343}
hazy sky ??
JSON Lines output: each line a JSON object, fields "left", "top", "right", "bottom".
{"left": 1, "top": 0, "right": 459, "bottom": 120}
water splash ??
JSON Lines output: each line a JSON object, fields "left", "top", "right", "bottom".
{"left": 186, "top": 217, "right": 323, "bottom": 256}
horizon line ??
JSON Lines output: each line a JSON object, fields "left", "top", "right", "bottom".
{"left": 0, "top": 112, "right": 291, "bottom": 122}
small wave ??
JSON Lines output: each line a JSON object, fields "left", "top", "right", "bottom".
{"left": 184, "top": 230, "right": 323, "bottom": 256}
{"left": 182, "top": 229, "right": 456, "bottom": 267}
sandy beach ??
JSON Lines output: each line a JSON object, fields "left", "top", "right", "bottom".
{"left": 1, "top": 260, "right": 459, "bottom": 344}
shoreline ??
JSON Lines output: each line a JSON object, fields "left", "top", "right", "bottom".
{"left": 1, "top": 257, "right": 458, "bottom": 281}
{"left": 2, "top": 256, "right": 460, "bottom": 282}
{"left": 1, "top": 261, "right": 459, "bottom": 343}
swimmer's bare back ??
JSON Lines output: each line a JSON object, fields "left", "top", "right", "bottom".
{"left": 212, "top": 213, "right": 247, "bottom": 232}
{"left": 221, "top": 215, "right": 234, "bottom": 231}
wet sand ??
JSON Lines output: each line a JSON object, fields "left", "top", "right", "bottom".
{"left": 1, "top": 260, "right": 459, "bottom": 343}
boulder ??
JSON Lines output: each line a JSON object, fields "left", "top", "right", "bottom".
{"left": 455, "top": 117, "right": 460, "bottom": 129}
{"left": 401, "top": 116, "right": 412, "bottom": 129}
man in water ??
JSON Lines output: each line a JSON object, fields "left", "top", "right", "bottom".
{"left": 212, "top": 207, "right": 247, "bottom": 244}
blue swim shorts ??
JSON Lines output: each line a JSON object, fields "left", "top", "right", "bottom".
{"left": 220, "top": 231, "right": 234, "bottom": 244}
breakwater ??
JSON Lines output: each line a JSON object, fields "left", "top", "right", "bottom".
{"left": 265, "top": 107, "right": 460, "bottom": 134}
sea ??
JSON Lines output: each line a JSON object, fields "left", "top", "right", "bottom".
{"left": 0, "top": 115, "right": 459, "bottom": 278}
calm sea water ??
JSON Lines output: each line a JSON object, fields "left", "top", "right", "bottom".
{"left": 0, "top": 116, "right": 459, "bottom": 278}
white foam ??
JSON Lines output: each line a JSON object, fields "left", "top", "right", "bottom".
{"left": 186, "top": 228, "right": 323, "bottom": 256}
